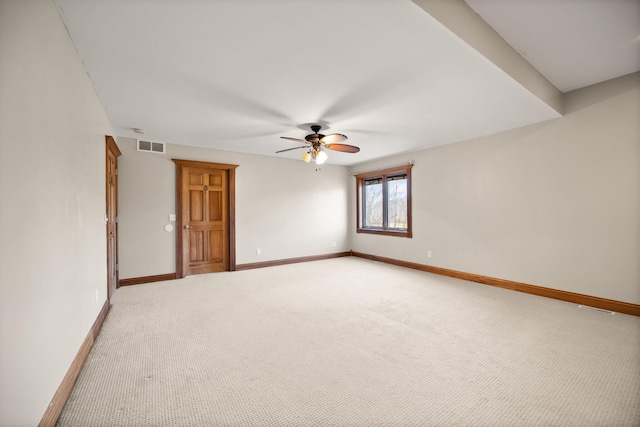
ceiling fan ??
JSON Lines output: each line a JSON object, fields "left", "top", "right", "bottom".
{"left": 276, "top": 125, "right": 360, "bottom": 164}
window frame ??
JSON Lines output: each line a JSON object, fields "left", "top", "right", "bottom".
{"left": 355, "top": 164, "right": 413, "bottom": 238}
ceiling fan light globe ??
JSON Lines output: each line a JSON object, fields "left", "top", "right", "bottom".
{"left": 316, "top": 150, "right": 328, "bottom": 164}
{"left": 302, "top": 151, "right": 311, "bottom": 163}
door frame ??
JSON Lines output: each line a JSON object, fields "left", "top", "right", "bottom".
{"left": 106, "top": 136, "right": 121, "bottom": 301}
{"left": 173, "top": 159, "right": 238, "bottom": 278}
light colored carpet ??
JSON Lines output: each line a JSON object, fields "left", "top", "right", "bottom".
{"left": 57, "top": 257, "right": 640, "bottom": 426}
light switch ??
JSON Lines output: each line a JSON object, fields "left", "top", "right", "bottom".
{"left": 169, "top": 214, "right": 176, "bottom": 221}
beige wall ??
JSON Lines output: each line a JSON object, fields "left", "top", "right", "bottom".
{"left": 0, "top": 0, "right": 114, "bottom": 425}
{"left": 117, "top": 138, "right": 351, "bottom": 279}
{"left": 350, "top": 72, "right": 640, "bottom": 305}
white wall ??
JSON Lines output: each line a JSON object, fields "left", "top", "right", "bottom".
{"left": 0, "top": 1, "right": 114, "bottom": 425}
{"left": 117, "top": 138, "right": 350, "bottom": 279}
{"left": 350, "top": 72, "right": 640, "bottom": 305}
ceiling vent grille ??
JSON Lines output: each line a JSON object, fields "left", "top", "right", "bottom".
{"left": 137, "top": 139, "right": 165, "bottom": 154}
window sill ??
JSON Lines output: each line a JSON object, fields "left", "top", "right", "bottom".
{"left": 356, "top": 228, "right": 412, "bottom": 238}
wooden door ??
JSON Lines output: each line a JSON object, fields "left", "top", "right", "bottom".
{"left": 106, "top": 136, "right": 121, "bottom": 301}
{"left": 173, "top": 159, "right": 238, "bottom": 277}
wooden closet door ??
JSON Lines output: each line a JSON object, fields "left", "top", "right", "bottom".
{"left": 106, "top": 136, "right": 121, "bottom": 301}
{"left": 174, "top": 160, "right": 238, "bottom": 277}
{"left": 182, "top": 167, "right": 227, "bottom": 275}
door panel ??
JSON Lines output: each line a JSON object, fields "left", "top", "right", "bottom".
{"left": 189, "top": 190, "right": 204, "bottom": 221}
{"left": 189, "top": 231, "right": 204, "bottom": 262}
{"left": 209, "top": 191, "right": 222, "bottom": 221}
{"left": 174, "top": 160, "right": 238, "bottom": 277}
{"left": 208, "top": 229, "right": 223, "bottom": 261}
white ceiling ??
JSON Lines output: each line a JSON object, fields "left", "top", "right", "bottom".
{"left": 466, "top": 0, "right": 640, "bottom": 93}
{"left": 53, "top": 0, "right": 639, "bottom": 166}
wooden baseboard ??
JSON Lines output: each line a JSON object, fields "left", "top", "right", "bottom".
{"left": 119, "top": 273, "right": 177, "bottom": 286}
{"left": 236, "top": 251, "right": 352, "bottom": 271}
{"left": 351, "top": 252, "right": 640, "bottom": 317}
{"left": 38, "top": 299, "right": 111, "bottom": 427}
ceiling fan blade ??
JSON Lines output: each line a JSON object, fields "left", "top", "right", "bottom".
{"left": 280, "top": 136, "right": 308, "bottom": 144}
{"left": 325, "top": 143, "right": 360, "bottom": 153}
{"left": 276, "top": 146, "right": 309, "bottom": 153}
{"left": 320, "top": 133, "right": 348, "bottom": 144}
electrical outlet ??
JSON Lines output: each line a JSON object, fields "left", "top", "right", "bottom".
{"left": 331, "top": 241, "right": 337, "bottom": 248}
{"left": 256, "top": 248, "right": 261, "bottom": 255}
{"left": 427, "top": 250, "right": 432, "bottom": 258}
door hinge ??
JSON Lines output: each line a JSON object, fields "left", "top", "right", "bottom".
{"left": 116, "top": 264, "right": 119, "bottom": 272}
{"left": 115, "top": 216, "right": 119, "bottom": 224}
{"left": 115, "top": 168, "right": 118, "bottom": 176}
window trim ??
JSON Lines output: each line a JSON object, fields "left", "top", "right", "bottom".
{"left": 355, "top": 164, "right": 413, "bottom": 238}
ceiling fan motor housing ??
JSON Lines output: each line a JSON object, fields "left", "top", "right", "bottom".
{"left": 306, "top": 125, "right": 324, "bottom": 143}
{"left": 305, "top": 133, "right": 323, "bottom": 143}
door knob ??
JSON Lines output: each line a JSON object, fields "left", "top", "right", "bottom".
{"left": 184, "top": 225, "right": 191, "bottom": 229}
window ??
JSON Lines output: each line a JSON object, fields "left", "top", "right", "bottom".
{"left": 356, "top": 164, "right": 412, "bottom": 238}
